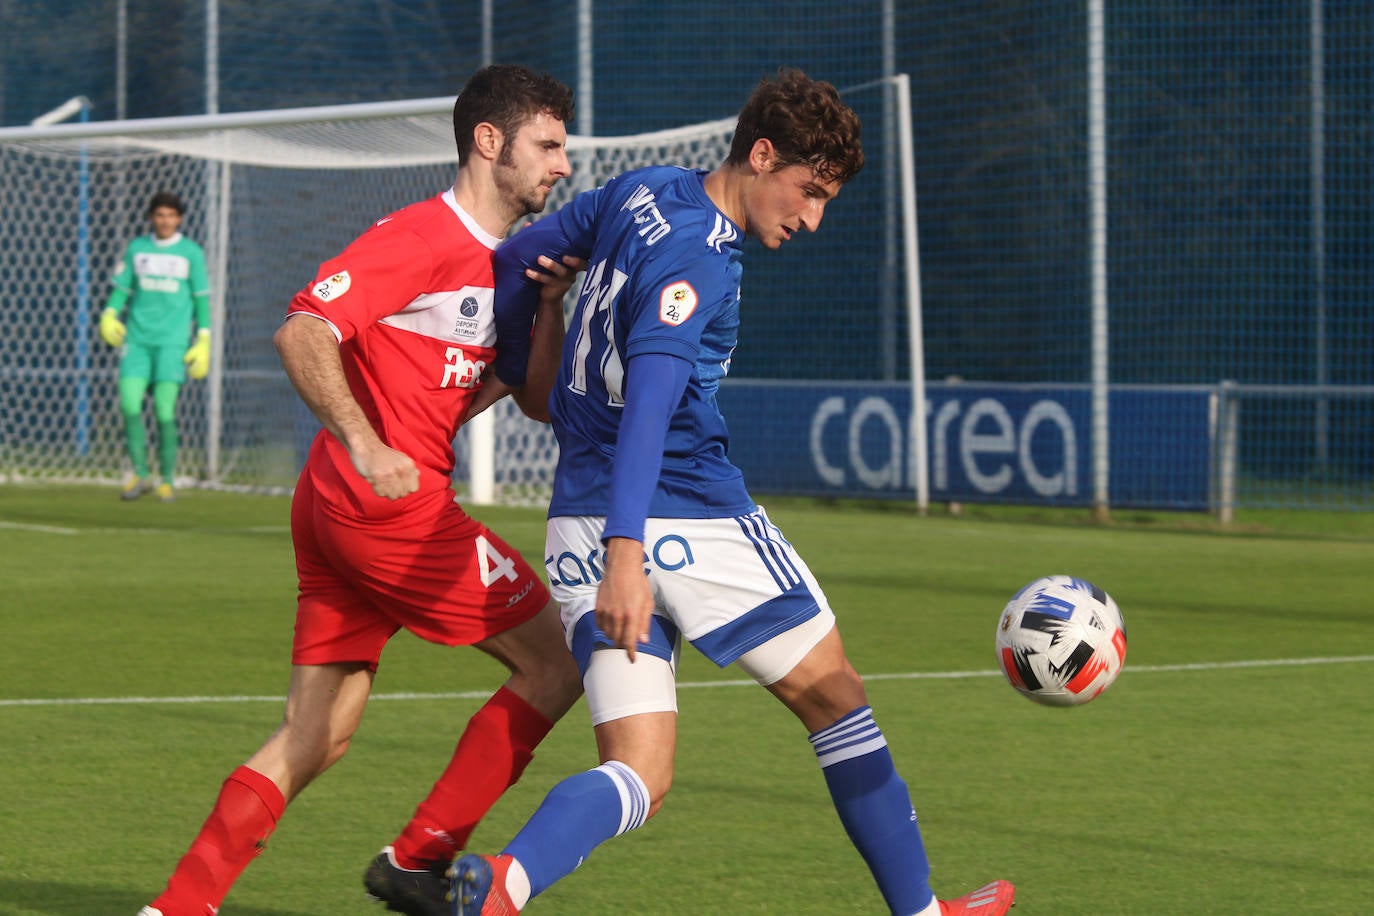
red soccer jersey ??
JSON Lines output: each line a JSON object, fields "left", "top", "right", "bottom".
{"left": 287, "top": 189, "right": 503, "bottom": 521}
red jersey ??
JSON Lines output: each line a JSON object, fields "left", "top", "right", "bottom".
{"left": 287, "top": 189, "right": 503, "bottom": 521}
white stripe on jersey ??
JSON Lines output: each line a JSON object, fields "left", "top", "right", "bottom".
{"left": 377, "top": 285, "right": 496, "bottom": 345}
{"left": 706, "top": 213, "right": 738, "bottom": 252}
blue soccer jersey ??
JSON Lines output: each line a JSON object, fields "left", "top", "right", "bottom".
{"left": 494, "top": 166, "right": 755, "bottom": 529}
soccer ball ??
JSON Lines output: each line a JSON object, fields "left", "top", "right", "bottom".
{"left": 996, "top": 575, "right": 1127, "bottom": 707}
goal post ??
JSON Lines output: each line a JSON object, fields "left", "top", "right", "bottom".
{"left": 0, "top": 76, "right": 923, "bottom": 506}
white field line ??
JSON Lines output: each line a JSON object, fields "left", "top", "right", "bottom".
{"left": 2, "top": 654, "right": 1371, "bottom": 709}
{"left": 0, "top": 520, "right": 289, "bottom": 536}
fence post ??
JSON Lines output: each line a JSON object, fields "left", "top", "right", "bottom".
{"left": 1215, "top": 380, "right": 1239, "bottom": 524}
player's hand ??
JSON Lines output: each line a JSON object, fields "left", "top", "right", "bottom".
{"left": 99, "top": 308, "right": 126, "bottom": 347}
{"left": 350, "top": 439, "right": 420, "bottom": 500}
{"left": 182, "top": 328, "right": 211, "bottom": 379}
{"left": 595, "top": 537, "right": 655, "bottom": 661}
{"left": 529, "top": 254, "right": 587, "bottom": 306}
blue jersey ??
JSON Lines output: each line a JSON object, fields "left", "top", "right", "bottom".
{"left": 494, "top": 166, "right": 754, "bottom": 528}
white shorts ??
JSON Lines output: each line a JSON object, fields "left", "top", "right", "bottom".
{"left": 546, "top": 506, "right": 836, "bottom": 723}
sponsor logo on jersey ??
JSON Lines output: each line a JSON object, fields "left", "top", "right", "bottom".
{"left": 624, "top": 184, "right": 671, "bottom": 245}
{"left": 659, "top": 281, "right": 697, "bottom": 326}
{"left": 138, "top": 276, "right": 182, "bottom": 294}
{"left": 312, "top": 271, "right": 352, "bottom": 302}
{"left": 134, "top": 251, "right": 192, "bottom": 280}
{"left": 451, "top": 295, "right": 483, "bottom": 338}
{"left": 441, "top": 345, "right": 486, "bottom": 389}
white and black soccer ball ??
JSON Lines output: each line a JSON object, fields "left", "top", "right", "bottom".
{"left": 996, "top": 575, "right": 1127, "bottom": 707}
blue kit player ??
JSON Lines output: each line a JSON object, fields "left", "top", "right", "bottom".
{"left": 453, "top": 68, "right": 1016, "bottom": 916}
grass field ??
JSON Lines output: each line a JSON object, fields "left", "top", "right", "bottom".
{"left": 1, "top": 484, "right": 1371, "bottom": 915}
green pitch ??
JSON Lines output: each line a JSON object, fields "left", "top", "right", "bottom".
{"left": 1, "top": 485, "right": 1370, "bottom": 914}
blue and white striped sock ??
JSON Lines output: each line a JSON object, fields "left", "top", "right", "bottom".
{"left": 503, "top": 760, "right": 650, "bottom": 902}
{"left": 811, "top": 706, "right": 934, "bottom": 915}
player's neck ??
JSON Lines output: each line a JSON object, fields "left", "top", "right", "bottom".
{"left": 451, "top": 169, "right": 518, "bottom": 239}
{"left": 703, "top": 166, "right": 747, "bottom": 234}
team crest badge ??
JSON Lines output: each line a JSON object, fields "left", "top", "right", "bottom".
{"left": 658, "top": 281, "right": 697, "bottom": 326}
{"left": 312, "top": 271, "right": 352, "bottom": 302}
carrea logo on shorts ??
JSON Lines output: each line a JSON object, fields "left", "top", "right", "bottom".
{"left": 546, "top": 533, "right": 695, "bottom": 586}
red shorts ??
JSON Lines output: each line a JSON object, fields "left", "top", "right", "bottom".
{"left": 290, "top": 474, "right": 550, "bottom": 668}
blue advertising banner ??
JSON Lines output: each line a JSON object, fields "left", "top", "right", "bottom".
{"left": 716, "top": 381, "right": 1214, "bottom": 510}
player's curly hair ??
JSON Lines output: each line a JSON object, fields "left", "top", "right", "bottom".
{"left": 453, "top": 64, "right": 575, "bottom": 165}
{"left": 146, "top": 191, "right": 186, "bottom": 216}
{"left": 726, "top": 68, "right": 864, "bottom": 185}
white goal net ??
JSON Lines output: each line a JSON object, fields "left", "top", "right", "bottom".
{"left": 0, "top": 76, "right": 920, "bottom": 505}
{"left": 0, "top": 99, "right": 735, "bottom": 501}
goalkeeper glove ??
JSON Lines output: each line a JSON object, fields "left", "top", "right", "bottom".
{"left": 183, "top": 328, "right": 211, "bottom": 380}
{"left": 99, "top": 308, "right": 126, "bottom": 347}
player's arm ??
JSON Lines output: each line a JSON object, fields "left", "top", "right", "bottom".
{"left": 273, "top": 314, "right": 419, "bottom": 499}
{"left": 596, "top": 352, "right": 693, "bottom": 659}
{"left": 489, "top": 195, "right": 596, "bottom": 392}
{"left": 467, "top": 251, "right": 584, "bottom": 422}
{"left": 512, "top": 253, "right": 584, "bottom": 420}
{"left": 98, "top": 245, "right": 135, "bottom": 346}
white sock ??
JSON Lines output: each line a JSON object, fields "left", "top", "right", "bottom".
{"left": 910, "top": 896, "right": 941, "bottom": 916}
{"left": 505, "top": 856, "right": 532, "bottom": 910}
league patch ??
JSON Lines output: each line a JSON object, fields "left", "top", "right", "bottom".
{"left": 659, "top": 281, "right": 698, "bottom": 326}
{"left": 312, "top": 271, "right": 352, "bottom": 302}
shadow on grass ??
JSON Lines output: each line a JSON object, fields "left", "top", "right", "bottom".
{"left": 0, "top": 879, "right": 315, "bottom": 916}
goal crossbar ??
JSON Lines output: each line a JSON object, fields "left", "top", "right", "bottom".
{"left": 0, "top": 76, "right": 922, "bottom": 508}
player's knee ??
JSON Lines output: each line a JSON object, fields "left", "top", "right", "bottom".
{"left": 768, "top": 650, "right": 869, "bottom": 731}
{"left": 617, "top": 757, "right": 673, "bottom": 814}
{"left": 646, "top": 769, "right": 673, "bottom": 814}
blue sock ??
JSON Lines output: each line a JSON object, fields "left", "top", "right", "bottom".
{"left": 502, "top": 760, "right": 649, "bottom": 898}
{"left": 811, "top": 706, "right": 933, "bottom": 915}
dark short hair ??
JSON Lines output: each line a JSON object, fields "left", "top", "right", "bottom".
{"left": 726, "top": 68, "right": 864, "bottom": 185}
{"left": 452, "top": 64, "right": 575, "bottom": 164}
{"left": 147, "top": 191, "right": 186, "bottom": 216}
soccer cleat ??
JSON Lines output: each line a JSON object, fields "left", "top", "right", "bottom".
{"left": 364, "top": 846, "right": 451, "bottom": 916}
{"left": 156, "top": 482, "right": 176, "bottom": 503}
{"left": 136, "top": 908, "right": 164, "bottom": 916}
{"left": 448, "top": 854, "right": 518, "bottom": 916}
{"left": 121, "top": 476, "right": 152, "bottom": 501}
{"left": 939, "top": 879, "right": 1016, "bottom": 914}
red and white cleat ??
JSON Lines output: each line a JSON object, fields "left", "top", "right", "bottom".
{"left": 939, "top": 879, "right": 1016, "bottom": 914}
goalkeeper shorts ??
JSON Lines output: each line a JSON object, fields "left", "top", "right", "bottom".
{"left": 290, "top": 474, "right": 550, "bottom": 668}
{"left": 120, "top": 340, "right": 187, "bottom": 383}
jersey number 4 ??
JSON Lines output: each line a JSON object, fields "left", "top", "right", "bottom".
{"left": 476, "top": 535, "right": 519, "bottom": 587}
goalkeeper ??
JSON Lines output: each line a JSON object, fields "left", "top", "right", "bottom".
{"left": 99, "top": 191, "right": 212, "bottom": 502}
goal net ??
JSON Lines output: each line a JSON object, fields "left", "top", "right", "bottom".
{"left": 0, "top": 77, "right": 919, "bottom": 504}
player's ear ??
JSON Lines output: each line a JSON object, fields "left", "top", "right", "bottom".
{"left": 472, "top": 122, "right": 504, "bottom": 162}
{"left": 748, "top": 138, "right": 777, "bottom": 175}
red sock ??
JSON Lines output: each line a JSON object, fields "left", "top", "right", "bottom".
{"left": 392, "top": 686, "right": 553, "bottom": 869}
{"left": 150, "top": 765, "right": 286, "bottom": 915}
